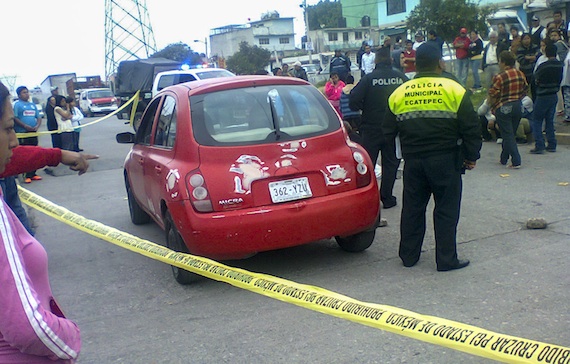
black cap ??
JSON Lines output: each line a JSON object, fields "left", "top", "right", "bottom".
{"left": 416, "top": 43, "right": 441, "bottom": 66}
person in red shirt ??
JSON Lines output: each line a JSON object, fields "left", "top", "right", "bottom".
{"left": 400, "top": 40, "right": 416, "bottom": 79}
{"left": 453, "top": 27, "right": 471, "bottom": 86}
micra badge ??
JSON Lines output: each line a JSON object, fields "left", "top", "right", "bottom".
{"left": 219, "top": 198, "right": 244, "bottom": 206}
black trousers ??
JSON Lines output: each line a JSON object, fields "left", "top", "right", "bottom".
{"left": 361, "top": 127, "right": 400, "bottom": 207}
{"left": 399, "top": 153, "right": 463, "bottom": 269}
{"left": 18, "top": 136, "right": 39, "bottom": 178}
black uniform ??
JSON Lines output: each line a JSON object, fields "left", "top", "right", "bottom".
{"left": 349, "top": 64, "right": 407, "bottom": 208}
{"left": 383, "top": 73, "right": 481, "bottom": 270}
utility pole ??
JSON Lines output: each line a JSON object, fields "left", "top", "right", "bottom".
{"left": 301, "top": 0, "right": 313, "bottom": 63}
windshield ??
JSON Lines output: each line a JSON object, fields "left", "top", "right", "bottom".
{"left": 193, "top": 69, "right": 235, "bottom": 79}
{"left": 88, "top": 90, "right": 114, "bottom": 98}
{"left": 191, "top": 84, "right": 339, "bottom": 146}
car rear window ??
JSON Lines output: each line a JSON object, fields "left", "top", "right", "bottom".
{"left": 88, "top": 90, "right": 114, "bottom": 98}
{"left": 193, "top": 70, "right": 235, "bottom": 79}
{"left": 190, "top": 84, "right": 339, "bottom": 146}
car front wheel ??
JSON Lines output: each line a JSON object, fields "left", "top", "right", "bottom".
{"left": 165, "top": 212, "right": 198, "bottom": 285}
{"left": 335, "top": 229, "right": 376, "bottom": 252}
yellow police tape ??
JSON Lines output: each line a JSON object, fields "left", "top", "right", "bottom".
{"left": 17, "top": 186, "right": 570, "bottom": 363}
{"left": 16, "top": 90, "right": 140, "bottom": 139}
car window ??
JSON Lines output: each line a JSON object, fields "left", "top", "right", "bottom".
{"left": 191, "top": 84, "right": 339, "bottom": 146}
{"left": 135, "top": 98, "right": 161, "bottom": 145}
{"left": 153, "top": 95, "right": 177, "bottom": 148}
{"left": 193, "top": 70, "right": 234, "bottom": 79}
{"left": 88, "top": 90, "right": 113, "bottom": 98}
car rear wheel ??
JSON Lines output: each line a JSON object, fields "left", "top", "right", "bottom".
{"left": 335, "top": 229, "right": 376, "bottom": 252}
{"left": 165, "top": 212, "right": 198, "bottom": 285}
{"left": 125, "top": 175, "right": 150, "bottom": 225}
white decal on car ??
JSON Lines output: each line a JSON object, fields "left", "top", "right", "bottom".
{"left": 230, "top": 155, "right": 270, "bottom": 194}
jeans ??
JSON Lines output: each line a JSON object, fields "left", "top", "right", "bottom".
{"left": 532, "top": 94, "right": 558, "bottom": 151}
{"left": 469, "top": 59, "right": 482, "bottom": 88}
{"left": 496, "top": 101, "right": 522, "bottom": 166}
{"left": 0, "top": 177, "right": 34, "bottom": 235}
{"left": 562, "top": 86, "right": 570, "bottom": 120}
{"left": 456, "top": 58, "right": 469, "bottom": 86}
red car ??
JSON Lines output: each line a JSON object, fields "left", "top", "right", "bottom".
{"left": 117, "top": 76, "right": 380, "bottom": 284}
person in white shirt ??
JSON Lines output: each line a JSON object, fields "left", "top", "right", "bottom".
{"left": 482, "top": 31, "right": 508, "bottom": 88}
{"left": 360, "top": 45, "right": 375, "bottom": 75}
{"left": 412, "top": 31, "right": 425, "bottom": 50}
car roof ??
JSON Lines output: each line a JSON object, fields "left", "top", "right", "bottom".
{"left": 157, "top": 75, "right": 312, "bottom": 97}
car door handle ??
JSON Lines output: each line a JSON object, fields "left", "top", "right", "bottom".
{"left": 154, "top": 165, "right": 162, "bottom": 174}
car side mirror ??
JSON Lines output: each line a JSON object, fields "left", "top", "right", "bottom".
{"left": 116, "top": 132, "right": 135, "bottom": 144}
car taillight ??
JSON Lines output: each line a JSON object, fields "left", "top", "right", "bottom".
{"left": 352, "top": 150, "right": 371, "bottom": 188}
{"left": 186, "top": 171, "right": 213, "bottom": 212}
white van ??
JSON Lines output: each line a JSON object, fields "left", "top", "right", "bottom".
{"left": 152, "top": 68, "right": 235, "bottom": 97}
{"left": 79, "top": 88, "right": 118, "bottom": 117}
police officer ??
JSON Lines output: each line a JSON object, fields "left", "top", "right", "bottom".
{"left": 382, "top": 43, "right": 482, "bottom": 271}
{"left": 349, "top": 46, "right": 407, "bottom": 209}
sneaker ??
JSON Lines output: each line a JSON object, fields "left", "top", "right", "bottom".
{"left": 496, "top": 138, "right": 503, "bottom": 144}
{"left": 508, "top": 164, "right": 521, "bottom": 169}
{"left": 529, "top": 148, "right": 545, "bottom": 154}
{"left": 546, "top": 148, "right": 556, "bottom": 153}
{"left": 24, "top": 178, "right": 32, "bottom": 184}
{"left": 31, "top": 175, "right": 42, "bottom": 181}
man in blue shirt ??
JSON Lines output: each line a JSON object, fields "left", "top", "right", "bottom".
{"left": 13, "top": 86, "right": 42, "bottom": 183}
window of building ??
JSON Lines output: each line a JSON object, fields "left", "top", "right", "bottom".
{"left": 279, "top": 37, "right": 290, "bottom": 44}
{"left": 328, "top": 33, "right": 338, "bottom": 41}
{"left": 355, "top": 31, "right": 363, "bottom": 40}
{"left": 343, "top": 32, "right": 349, "bottom": 41}
{"left": 259, "top": 38, "right": 269, "bottom": 45}
{"left": 387, "top": 0, "right": 406, "bottom": 15}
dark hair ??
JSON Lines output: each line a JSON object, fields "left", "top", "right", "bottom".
{"left": 330, "top": 72, "right": 339, "bottom": 78}
{"left": 16, "top": 86, "right": 27, "bottom": 96}
{"left": 550, "top": 28, "right": 562, "bottom": 36}
{"left": 272, "top": 67, "right": 281, "bottom": 76}
{"left": 346, "top": 74, "right": 355, "bottom": 84}
{"left": 0, "top": 82, "right": 10, "bottom": 120}
{"left": 521, "top": 33, "right": 532, "bottom": 42}
{"left": 66, "top": 96, "right": 75, "bottom": 104}
{"left": 498, "top": 22, "right": 506, "bottom": 27}
{"left": 405, "top": 39, "right": 413, "bottom": 44}
{"left": 554, "top": 10, "right": 562, "bottom": 16}
{"left": 471, "top": 30, "right": 479, "bottom": 35}
{"left": 510, "top": 25, "right": 519, "bottom": 32}
{"left": 499, "top": 50, "right": 516, "bottom": 67}
{"left": 545, "top": 44, "right": 557, "bottom": 58}
{"left": 375, "top": 46, "right": 392, "bottom": 65}
{"left": 428, "top": 30, "right": 437, "bottom": 36}
{"left": 395, "top": 35, "right": 402, "bottom": 42}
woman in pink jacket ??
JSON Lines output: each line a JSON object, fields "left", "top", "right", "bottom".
{"left": 324, "top": 72, "right": 346, "bottom": 117}
{"left": 0, "top": 81, "right": 81, "bottom": 363}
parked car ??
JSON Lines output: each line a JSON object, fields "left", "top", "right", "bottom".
{"left": 79, "top": 88, "right": 118, "bottom": 117}
{"left": 116, "top": 76, "right": 380, "bottom": 284}
{"left": 152, "top": 68, "right": 235, "bottom": 97}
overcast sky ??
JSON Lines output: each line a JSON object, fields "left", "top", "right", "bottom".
{"left": 1, "top": 0, "right": 315, "bottom": 89}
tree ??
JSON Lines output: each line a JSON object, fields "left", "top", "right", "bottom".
{"left": 226, "top": 42, "right": 271, "bottom": 75}
{"left": 306, "top": 0, "right": 343, "bottom": 30}
{"left": 150, "top": 42, "right": 203, "bottom": 65}
{"left": 407, "top": 0, "right": 497, "bottom": 43}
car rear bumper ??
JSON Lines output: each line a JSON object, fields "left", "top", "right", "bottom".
{"left": 170, "top": 183, "right": 380, "bottom": 260}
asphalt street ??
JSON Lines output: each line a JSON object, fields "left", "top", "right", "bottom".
{"left": 20, "top": 115, "right": 570, "bottom": 363}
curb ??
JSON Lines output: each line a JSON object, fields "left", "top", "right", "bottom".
{"left": 557, "top": 133, "right": 570, "bottom": 145}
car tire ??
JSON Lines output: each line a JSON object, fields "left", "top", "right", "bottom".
{"left": 335, "top": 229, "right": 376, "bottom": 252}
{"left": 165, "top": 212, "right": 197, "bottom": 285}
{"left": 125, "top": 174, "right": 151, "bottom": 225}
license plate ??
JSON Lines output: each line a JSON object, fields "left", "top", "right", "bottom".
{"left": 269, "top": 177, "right": 312, "bottom": 203}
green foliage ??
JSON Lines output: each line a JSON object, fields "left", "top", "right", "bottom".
{"left": 226, "top": 42, "right": 271, "bottom": 75}
{"left": 407, "top": 0, "right": 497, "bottom": 43}
{"left": 306, "top": 0, "right": 343, "bottom": 30}
{"left": 150, "top": 42, "right": 203, "bottom": 65}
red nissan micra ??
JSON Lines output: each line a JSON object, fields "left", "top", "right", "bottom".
{"left": 117, "top": 76, "right": 380, "bottom": 284}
